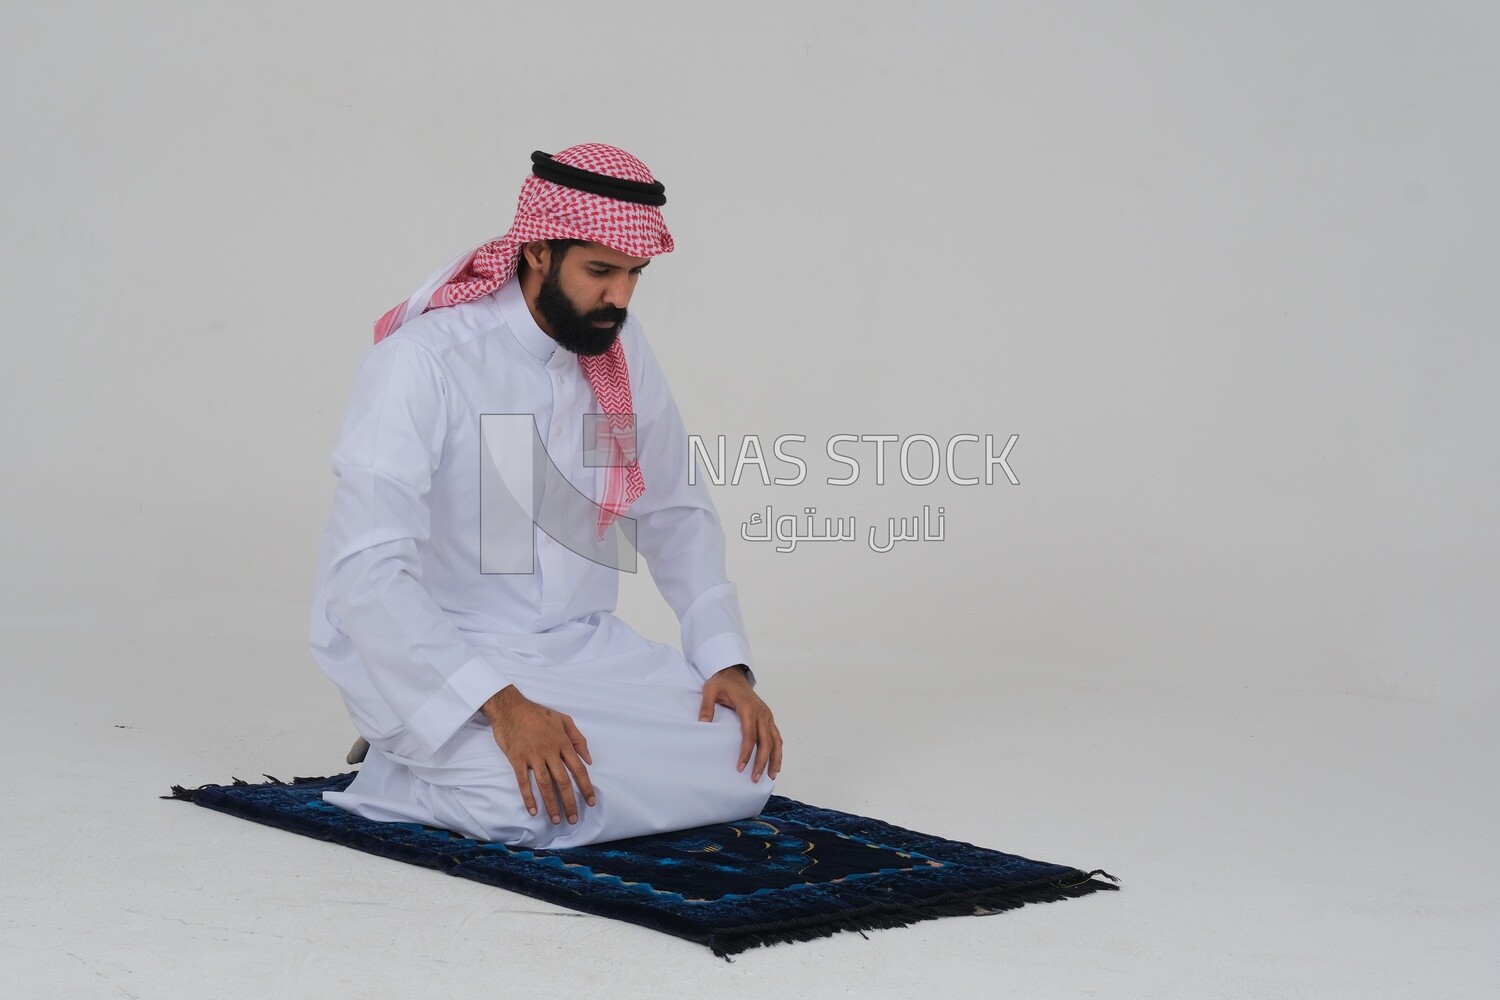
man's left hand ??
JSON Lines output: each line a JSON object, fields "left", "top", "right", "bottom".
{"left": 698, "top": 665, "right": 782, "bottom": 783}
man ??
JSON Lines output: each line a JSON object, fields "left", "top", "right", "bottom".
{"left": 308, "top": 144, "right": 781, "bottom": 849}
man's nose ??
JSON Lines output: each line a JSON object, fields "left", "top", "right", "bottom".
{"left": 602, "top": 274, "right": 633, "bottom": 310}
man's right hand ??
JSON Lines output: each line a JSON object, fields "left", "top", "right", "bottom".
{"left": 480, "top": 685, "right": 596, "bottom": 825}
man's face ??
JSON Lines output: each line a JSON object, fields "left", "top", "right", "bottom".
{"left": 535, "top": 242, "right": 651, "bottom": 356}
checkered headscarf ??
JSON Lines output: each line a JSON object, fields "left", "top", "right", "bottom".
{"left": 373, "top": 144, "right": 674, "bottom": 538}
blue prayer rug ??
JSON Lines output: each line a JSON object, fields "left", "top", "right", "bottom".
{"left": 167, "top": 773, "right": 1118, "bottom": 957}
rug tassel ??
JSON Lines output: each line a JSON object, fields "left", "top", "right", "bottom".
{"left": 163, "top": 773, "right": 330, "bottom": 801}
{"left": 161, "top": 778, "right": 238, "bottom": 802}
{"left": 707, "top": 871, "right": 1120, "bottom": 958}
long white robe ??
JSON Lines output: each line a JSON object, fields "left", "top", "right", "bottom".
{"left": 307, "top": 278, "right": 771, "bottom": 848}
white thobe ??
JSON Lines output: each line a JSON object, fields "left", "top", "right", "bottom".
{"left": 307, "top": 278, "right": 771, "bottom": 848}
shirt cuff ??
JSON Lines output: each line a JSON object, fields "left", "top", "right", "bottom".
{"left": 406, "top": 654, "right": 511, "bottom": 756}
{"left": 688, "top": 633, "right": 756, "bottom": 686}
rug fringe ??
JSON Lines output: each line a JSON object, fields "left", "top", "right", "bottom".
{"left": 160, "top": 777, "right": 251, "bottom": 802}
{"left": 707, "top": 871, "right": 1120, "bottom": 959}
{"left": 162, "top": 773, "right": 336, "bottom": 801}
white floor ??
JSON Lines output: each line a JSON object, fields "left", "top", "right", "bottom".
{"left": 3, "top": 625, "right": 1496, "bottom": 999}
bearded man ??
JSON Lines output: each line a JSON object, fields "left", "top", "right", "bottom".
{"left": 308, "top": 144, "right": 781, "bottom": 849}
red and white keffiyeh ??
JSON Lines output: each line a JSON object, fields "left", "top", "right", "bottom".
{"left": 372, "top": 144, "right": 674, "bottom": 539}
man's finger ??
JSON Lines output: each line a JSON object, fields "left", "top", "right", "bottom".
{"left": 562, "top": 748, "right": 596, "bottom": 808}
{"left": 512, "top": 762, "right": 538, "bottom": 817}
{"left": 563, "top": 715, "right": 593, "bottom": 766}
{"left": 752, "top": 715, "right": 771, "bottom": 782}
{"left": 533, "top": 760, "right": 563, "bottom": 824}
{"left": 698, "top": 685, "right": 717, "bottom": 723}
{"left": 547, "top": 755, "right": 580, "bottom": 824}
{"left": 737, "top": 712, "right": 755, "bottom": 773}
{"left": 769, "top": 722, "right": 783, "bottom": 780}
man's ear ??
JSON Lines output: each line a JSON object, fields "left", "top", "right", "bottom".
{"left": 521, "top": 240, "right": 550, "bottom": 273}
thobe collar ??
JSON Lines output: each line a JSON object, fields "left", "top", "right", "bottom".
{"left": 495, "top": 277, "right": 564, "bottom": 365}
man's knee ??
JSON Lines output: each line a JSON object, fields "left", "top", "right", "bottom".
{"left": 433, "top": 777, "right": 548, "bottom": 845}
{"left": 730, "top": 775, "right": 775, "bottom": 821}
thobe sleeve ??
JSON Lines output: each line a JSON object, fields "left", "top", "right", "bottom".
{"left": 626, "top": 329, "right": 757, "bottom": 685}
{"left": 321, "top": 337, "right": 514, "bottom": 756}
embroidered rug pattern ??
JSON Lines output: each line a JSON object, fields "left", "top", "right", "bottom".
{"left": 168, "top": 773, "right": 1117, "bottom": 957}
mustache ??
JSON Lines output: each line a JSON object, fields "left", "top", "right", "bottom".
{"left": 586, "top": 306, "right": 627, "bottom": 326}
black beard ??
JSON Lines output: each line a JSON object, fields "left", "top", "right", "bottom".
{"left": 535, "top": 261, "right": 627, "bottom": 356}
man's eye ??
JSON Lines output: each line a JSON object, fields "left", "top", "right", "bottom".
{"left": 589, "top": 268, "right": 609, "bottom": 277}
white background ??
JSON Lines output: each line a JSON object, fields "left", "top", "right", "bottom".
{"left": 2, "top": 2, "right": 1495, "bottom": 998}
